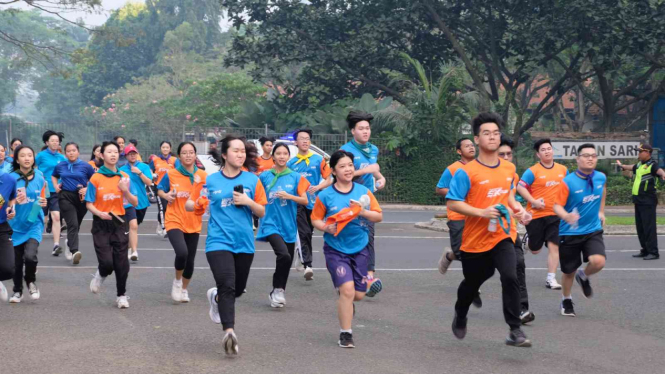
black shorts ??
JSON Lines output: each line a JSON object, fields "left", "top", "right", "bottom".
{"left": 43, "top": 193, "right": 60, "bottom": 213}
{"left": 559, "top": 230, "right": 606, "bottom": 274}
{"left": 125, "top": 207, "right": 148, "bottom": 225}
{"left": 447, "top": 219, "right": 465, "bottom": 260}
{"left": 525, "top": 215, "right": 560, "bottom": 250}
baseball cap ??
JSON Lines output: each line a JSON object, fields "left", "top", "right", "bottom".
{"left": 638, "top": 144, "right": 653, "bottom": 152}
{"left": 124, "top": 144, "right": 138, "bottom": 154}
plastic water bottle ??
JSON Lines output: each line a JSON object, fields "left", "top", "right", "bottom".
{"left": 488, "top": 218, "right": 498, "bottom": 232}
{"left": 571, "top": 208, "right": 579, "bottom": 230}
{"left": 201, "top": 185, "right": 208, "bottom": 199}
{"left": 28, "top": 200, "right": 42, "bottom": 223}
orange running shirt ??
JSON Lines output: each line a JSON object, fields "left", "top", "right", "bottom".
{"left": 157, "top": 168, "right": 208, "bottom": 233}
{"left": 85, "top": 171, "right": 132, "bottom": 216}
{"left": 436, "top": 160, "right": 467, "bottom": 221}
{"left": 255, "top": 156, "right": 275, "bottom": 174}
{"left": 151, "top": 156, "right": 177, "bottom": 184}
{"left": 518, "top": 162, "right": 568, "bottom": 219}
{"left": 446, "top": 159, "right": 517, "bottom": 253}
{"left": 88, "top": 160, "right": 99, "bottom": 172}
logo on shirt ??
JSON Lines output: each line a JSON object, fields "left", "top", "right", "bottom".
{"left": 479, "top": 180, "right": 489, "bottom": 185}
{"left": 539, "top": 175, "right": 546, "bottom": 179}
{"left": 487, "top": 188, "right": 508, "bottom": 198}
{"left": 221, "top": 197, "right": 235, "bottom": 208}
{"left": 574, "top": 189, "right": 583, "bottom": 194}
{"left": 545, "top": 181, "right": 560, "bottom": 187}
{"left": 102, "top": 193, "right": 121, "bottom": 201}
{"left": 558, "top": 174, "right": 564, "bottom": 177}
{"left": 359, "top": 162, "right": 369, "bottom": 169}
{"left": 176, "top": 191, "right": 190, "bottom": 199}
{"left": 582, "top": 194, "right": 601, "bottom": 204}
{"left": 596, "top": 184, "right": 603, "bottom": 189}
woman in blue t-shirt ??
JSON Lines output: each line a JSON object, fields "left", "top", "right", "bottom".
{"left": 256, "top": 143, "right": 310, "bottom": 309}
{"left": 0, "top": 152, "right": 17, "bottom": 303}
{"left": 7, "top": 145, "right": 47, "bottom": 303}
{"left": 196, "top": 136, "right": 266, "bottom": 355}
{"left": 311, "top": 150, "right": 383, "bottom": 349}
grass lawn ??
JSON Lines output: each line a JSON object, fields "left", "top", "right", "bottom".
{"left": 605, "top": 216, "right": 665, "bottom": 225}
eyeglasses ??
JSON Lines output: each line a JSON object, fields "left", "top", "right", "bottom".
{"left": 579, "top": 153, "right": 598, "bottom": 159}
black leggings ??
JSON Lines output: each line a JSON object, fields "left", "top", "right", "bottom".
{"left": 59, "top": 190, "right": 87, "bottom": 253}
{"left": 267, "top": 234, "right": 295, "bottom": 289}
{"left": 168, "top": 229, "right": 200, "bottom": 279}
{"left": 13, "top": 239, "right": 39, "bottom": 293}
{"left": 154, "top": 185, "right": 168, "bottom": 226}
{"left": 296, "top": 205, "right": 313, "bottom": 267}
{"left": 0, "top": 223, "right": 14, "bottom": 282}
{"left": 92, "top": 218, "right": 130, "bottom": 297}
{"left": 206, "top": 250, "right": 254, "bottom": 330}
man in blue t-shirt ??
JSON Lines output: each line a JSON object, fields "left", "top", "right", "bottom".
{"left": 340, "top": 110, "right": 386, "bottom": 298}
{"left": 553, "top": 143, "right": 607, "bottom": 318}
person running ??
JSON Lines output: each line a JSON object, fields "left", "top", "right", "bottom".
{"left": 257, "top": 143, "right": 310, "bottom": 308}
{"left": 446, "top": 112, "right": 531, "bottom": 347}
{"left": 340, "top": 111, "right": 386, "bottom": 297}
{"left": 553, "top": 143, "right": 607, "bottom": 317}
{"left": 436, "top": 138, "right": 476, "bottom": 271}
{"left": 8, "top": 145, "right": 47, "bottom": 303}
{"left": 0, "top": 167, "right": 17, "bottom": 303}
{"left": 89, "top": 144, "right": 102, "bottom": 172}
{"left": 36, "top": 130, "right": 67, "bottom": 256}
{"left": 286, "top": 129, "right": 332, "bottom": 281}
{"left": 616, "top": 143, "right": 665, "bottom": 260}
{"left": 516, "top": 138, "right": 568, "bottom": 290}
{"left": 6, "top": 138, "right": 22, "bottom": 164}
{"left": 128, "top": 139, "right": 143, "bottom": 162}
{"left": 150, "top": 141, "right": 177, "bottom": 238}
{"left": 85, "top": 141, "right": 138, "bottom": 309}
{"left": 114, "top": 136, "right": 128, "bottom": 168}
{"left": 311, "top": 150, "right": 383, "bottom": 348}
{"left": 204, "top": 136, "right": 265, "bottom": 355}
{"left": 255, "top": 136, "right": 275, "bottom": 174}
{"left": 120, "top": 144, "right": 153, "bottom": 262}
{"left": 53, "top": 142, "right": 95, "bottom": 265}
{"left": 498, "top": 136, "right": 535, "bottom": 324}
{"left": 0, "top": 145, "right": 12, "bottom": 173}
{"left": 157, "top": 142, "right": 207, "bottom": 303}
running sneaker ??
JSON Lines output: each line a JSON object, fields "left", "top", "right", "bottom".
{"left": 365, "top": 278, "right": 383, "bottom": 298}
{"left": 171, "top": 279, "right": 183, "bottom": 302}
{"left": 575, "top": 269, "right": 593, "bottom": 298}
{"left": 65, "top": 250, "right": 73, "bottom": 261}
{"left": 269, "top": 288, "right": 285, "bottom": 308}
{"left": 546, "top": 278, "right": 562, "bottom": 290}
{"left": 438, "top": 247, "right": 454, "bottom": 275}
{"left": 520, "top": 310, "right": 535, "bottom": 324}
{"left": 156, "top": 226, "right": 162, "bottom": 236}
{"left": 46, "top": 219, "right": 52, "bottom": 234}
{"left": 472, "top": 291, "right": 483, "bottom": 308}
{"left": 304, "top": 266, "right": 314, "bottom": 281}
{"left": 0, "top": 282, "right": 7, "bottom": 302}
{"left": 451, "top": 313, "right": 467, "bottom": 340}
{"left": 28, "top": 282, "right": 40, "bottom": 300}
{"left": 222, "top": 331, "right": 239, "bottom": 355}
{"left": 338, "top": 332, "right": 355, "bottom": 348}
{"left": 127, "top": 248, "right": 133, "bottom": 261}
{"left": 90, "top": 270, "right": 106, "bottom": 294}
{"left": 505, "top": 328, "right": 532, "bottom": 347}
{"left": 52, "top": 244, "right": 62, "bottom": 257}
{"left": 9, "top": 292, "right": 23, "bottom": 303}
{"left": 207, "top": 287, "right": 221, "bottom": 324}
{"left": 116, "top": 295, "right": 130, "bottom": 309}
{"left": 130, "top": 250, "right": 138, "bottom": 262}
{"left": 72, "top": 251, "right": 82, "bottom": 265}
{"left": 181, "top": 289, "right": 190, "bottom": 303}
{"left": 560, "top": 299, "right": 576, "bottom": 316}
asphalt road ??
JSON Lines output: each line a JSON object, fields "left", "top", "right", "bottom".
{"left": 2, "top": 208, "right": 664, "bottom": 373}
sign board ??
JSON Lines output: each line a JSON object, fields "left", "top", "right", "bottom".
{"left": 552, "top": 142, "right": 641, "bottom": 159}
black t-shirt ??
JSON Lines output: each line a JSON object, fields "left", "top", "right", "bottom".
{"left": 632, "top": 160, "right": 660, "bottom": 205}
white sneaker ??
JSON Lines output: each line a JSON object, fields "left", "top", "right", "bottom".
{"left": 0, "top": 282, "right": 7, "bottom": 302}
{"left": 438, "top": 247, "right": 454, "bottom": 274}
{"left": 28, "top": 282, "right": 40, "bottom": 300}
{"left": 130, "top": 250, "right": 138, "bottom": 262}
{"left": 128, "top": 248, "right": 133, "bottom": 260}
{"left": 65, "top": 250, "right": 73, "bottom": 261}
{"left": 116, "top": 295, "right": 130, "bottom": 309}
{"left": 90, "top": 270, "right": 106, "bottom": 294}
{"left": 181, "top": 289, "right": 190, "bottom": 303}
{"left": 207, "top": 287, "right": 221, "bottom": 324}
{"left": 304, "top": 266, "right": 314, "bottom": 281}
{"left": 72, "top": 251, "right": 82, "bottom": 265}
{"left": 9, "top": 292, "right": 22, "bottom": 303}
{"left": 171, "top": 279, "right": 183, "bottom": 302}
{"left": 222, "top": 331, "right": 239, "bottom": 355}
{"left": 269, "top": 288, "right": 285, "bottom": 308}
{"left": 546, "top": 278, "right": 562, "bottom": 290}
{"left": 156, "top": 226, "right": 162, "bottom": 236}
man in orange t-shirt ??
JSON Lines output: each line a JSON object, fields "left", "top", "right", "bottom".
{"left": 255, "top": 136, "right": 275, "bottom": 174}
{"left": 446, "top": 112, "right": 531, "bottom": 347}
{"left": 516, "top": 138, "right": 568, "bottom": 290}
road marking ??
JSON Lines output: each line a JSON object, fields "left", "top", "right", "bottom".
{"left": 37, "top": 266, "right": 665, "bottom": 271}
{"left": 132, "top": 248, "right": 320, "bottom": 253}
{"left": 74, "top": 234, "right": 449, "bottom": 239}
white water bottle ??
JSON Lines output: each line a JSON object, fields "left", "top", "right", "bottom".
{"left": 488, "top": 218, "right": 498, "bottom": 232}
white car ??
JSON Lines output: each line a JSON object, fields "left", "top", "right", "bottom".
{"left": 197, "top": 139, "right": 330, "bottom": 175}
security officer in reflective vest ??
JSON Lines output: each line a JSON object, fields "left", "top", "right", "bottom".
{"left": 616, "top": 144, "right": 665, "bottom": 260}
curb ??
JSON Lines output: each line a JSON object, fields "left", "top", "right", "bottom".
{"left": 382, "top": 205, "right": 665, "bottom": 214}
{"left": 414, "top": 218, "right": 665, "bottom": 236}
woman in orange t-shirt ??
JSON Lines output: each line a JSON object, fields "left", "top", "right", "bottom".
{"left": 157, "top": 142, "right": 207, "bottom": 304}
{"left": 150, "top": 141, "right": 177, "bottom": 237}
{"left": 85, "top": 141, "right": 138, "bottom": 309}
{"left": 88, "top": 144, "right": 101, "bottom": 172}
